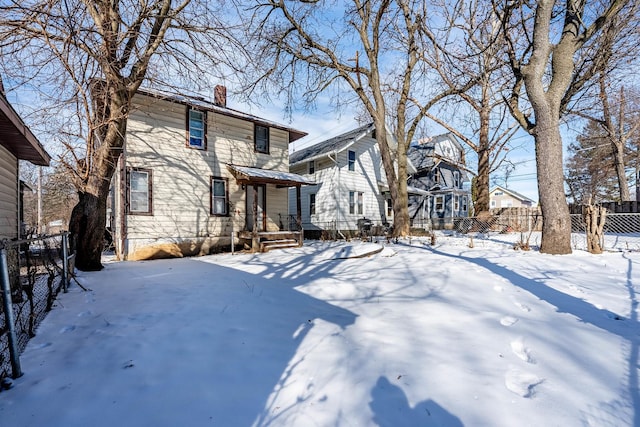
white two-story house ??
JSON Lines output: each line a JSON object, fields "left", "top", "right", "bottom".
{"left": 110, "top": 86, "right": 313, "bottom": 259}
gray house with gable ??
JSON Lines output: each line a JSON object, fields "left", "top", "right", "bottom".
{"left": 407, "top": 133, "right": 472, "bottom": 229}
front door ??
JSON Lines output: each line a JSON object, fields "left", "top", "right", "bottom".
{"left": 246, "top": 184, "right": 266, "bottom": 231}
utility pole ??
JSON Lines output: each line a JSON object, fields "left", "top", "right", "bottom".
{"left": 37, "top": 166, "right": 43, "bottom": 235}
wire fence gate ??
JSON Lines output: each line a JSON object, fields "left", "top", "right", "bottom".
{"left": 0, "top": 233, "right": 74, "bottom": 387}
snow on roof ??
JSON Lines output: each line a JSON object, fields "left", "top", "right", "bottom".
{"left": 289, "top": 123, "right": 375, "bottom": 166}
{"left": 135, "top": 87, "right": 308, "bottom": 143}
{"left": 491, "top": 185, "right": 535, "bottom": 203}
{"left": 227, "top": 164, "right": 316, "bottom": 186}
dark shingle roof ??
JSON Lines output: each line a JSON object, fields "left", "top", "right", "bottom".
{"left": 407, "top": 144, "right": 436, "bottom": 171}
{"left": 289, "top": 123, "right": 375, "bottom": 166}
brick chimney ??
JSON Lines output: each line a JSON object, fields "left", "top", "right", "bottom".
{"left": 214, "top": 85, "right": 227, "bottom": 108}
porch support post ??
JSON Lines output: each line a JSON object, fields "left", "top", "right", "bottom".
{"left": 252, "top": 184, "right": 259, "bottom": 252}
{"left": 296, "top": 185, "right": 303, "bottom": 247}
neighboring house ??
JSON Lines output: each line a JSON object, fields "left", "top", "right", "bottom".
{"left": 0, "top": 91, "right": 51, "bottom": 239}
{"left": 110, "top": 86, "right": 313, "bottom": 260}
{"left": 489, "top": 186, "right": 535, "bottom": 208}
{"left": 407, "top": 133, "right": 472, "bottom": 229}
{"left": 288, "top": 123, "right": 416, "bottom": 235}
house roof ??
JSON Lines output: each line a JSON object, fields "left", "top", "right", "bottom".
{"left": 135, "top": 87, "right": 308, "bottom": 143}
{"left": 407, "top": 132, "right": 474, "bottom": 179}
{"left": 407, "top": 144, "right": 436, "bottom": 170}
{"left": 0, "top": 92, "right": 50, "bottom": 166}
{"left": 227, "top": 164, "right": 315, "bottom": 187}
{"left": 289, "top": 123, "right": 375, "bottom": 166}
{"left": 490, "top": 186, "right": 535, "bottom": 203}
{"left": 408, "top": 132, "right": 464, "bottom": 171}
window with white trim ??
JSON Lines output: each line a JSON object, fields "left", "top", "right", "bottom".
{"left": 308, "top": 160, "right": 315, "bottom": 175}
{"left": 211, "top": 177, "right": 228, "bottom": 216}
{"left": 435, "top": 195, "right": 444, "bottom": 212}
{"left": 349, "top": 191, "right": 363, "bottom": 214}
{"left": 454, "top": 171, "right": 460, "bottom": 188}
{"left": 454, "top": 195, "right": 460, "bottom": 211}
{"left": 462, "top": 196, "right": 468, "bottom": 212}
{"left": 348, "top": 150, "right": 356, "bottom": 171}
{"left": 387, "top": 198, "right": 393, "bottom": 217}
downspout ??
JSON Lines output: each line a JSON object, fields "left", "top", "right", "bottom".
{"left": 328, "top": 151, "right": 346, "bottom": 240}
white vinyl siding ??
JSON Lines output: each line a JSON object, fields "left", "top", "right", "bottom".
{"left": 123, "top": 94, "right": 291, "bottom": 251}
{"left": 0, "top": 144, "right": 18, "bottom": 239}
{"left": 290, "top": 132, "right": 388, "bottom": 230}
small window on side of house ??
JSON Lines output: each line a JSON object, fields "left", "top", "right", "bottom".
{"left": 211, "top": 177, "right": 229, "bottom": 216}
{"left": 309, "top": 193, "right": 316, "bottom": 215}
{"left": 348, "top": 150, "right": 356, "bottom": 171}
{"left": 357, "top": 192, "right": 363, "bottom": 215}
{"left": 490, "top": 200, "right": 496, "bottom": 208}
{"left": 435, "top": 195, "right": 444, "bottom": 212}
{"left": 454, "top": 171, "right": 460, "bottom": 188}
{"left": 188, "top": 108, "right": 206, "bottom": 149}
{"left": 308, "top": 160, "right": 315, "bottom": 175}
{"left": 454, "top": 195, "right": 460, "bottom": 211}
{"left": 462, "top": 196, "right": 468, "bottom": 212}
{"left": 387, "top": 198, "right": 393, "bottom": 217}
{"left": 127, "top": 168, "right": 152, "bottom": 214}
{"left": 255, "top": 124, "right": 270, "bottom": 154}
{"left": 349, "top": 191, "right": 355, "bottom": 214}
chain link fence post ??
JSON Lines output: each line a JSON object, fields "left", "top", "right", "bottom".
{"left": 62, "top": 232, "right": 69, "bottom": 293}
{"left": 0, "top": 245, "right": 23, "bottom": 379}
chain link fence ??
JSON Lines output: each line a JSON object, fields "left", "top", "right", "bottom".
{"left": 0, "top": 234, "right": 72, "bottom": 387}
{"left": 450, "top": 212, "right": 640, "bottom": 252}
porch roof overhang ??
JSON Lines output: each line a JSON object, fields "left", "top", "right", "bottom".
{"left": 378, "top": 181, "right": 430, "bottom": 196}
{"left": 227, "top": 164, "right": 316, "bottom": 187}
{"left": 0, "top": 93, "right": 50, "bottom": 166}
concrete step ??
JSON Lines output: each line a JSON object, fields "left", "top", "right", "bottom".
{"left": 260, "top": 239, "right": 299, "bottom": 252}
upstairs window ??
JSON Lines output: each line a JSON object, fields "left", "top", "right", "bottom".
{"left": 255, "top": 124, "right": 270, "bottom": 154}
{"left": 454, "top": 171, "right": 460, "bottom": 188}
{"left": 188, "top": 108, "right": 206, "bottom": 149}
{"left": 308, "top": 160, "right": 315, "bottom": 175}
{"left": 211, "top": 177, "right": 228, "bottom": 216}
{"left": 127, "top": 168, "right": 152, "bottom": 215}
{"left": 462, "top": 196, "right": 468, "bottom": 212}
{"left": 348, "top": 150, "right": 356, "bottom": 171}
{"left": 435, "top": 195, "right": 444, "bottom": 212}
{"left": 454, "top": 195, "right": 460, "bottom": 211}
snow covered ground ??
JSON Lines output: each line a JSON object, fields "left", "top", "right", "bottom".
{"left": 0, "top": 232, "right": 638, "bottom": 426}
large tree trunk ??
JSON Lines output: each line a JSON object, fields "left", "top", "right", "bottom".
{"left": 612, "top": 139, "right": 630, "bottom": 201}
{"left": 475, "top": 105, "right": 491, "bottom": 213}
{"left": 534, "top": 112, "right": 572, "bottom": 254}
{"left": 69, "top": 189, "right": 109, "bottom": 271}
{"left": 394, "top": 151, "right": 410, "bottom": 236}
{"left": 70, "top": 85, "right": 128, "bottom": 270}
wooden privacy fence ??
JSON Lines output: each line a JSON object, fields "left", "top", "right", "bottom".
{"left": 569, "top": 201, "right": 640, "bottom": 214}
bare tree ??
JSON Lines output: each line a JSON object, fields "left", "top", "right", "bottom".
{"left": 423, "top": 0, "right": 518, "bottom": 213}
{"left": 0, "top": 0, "right": 242, "bottom": 270}
{"left": 495, "top": 0, "right": 632, "bottom": 254}
{"left": 246, "top": 0, "right": 474, "bottom": 236}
